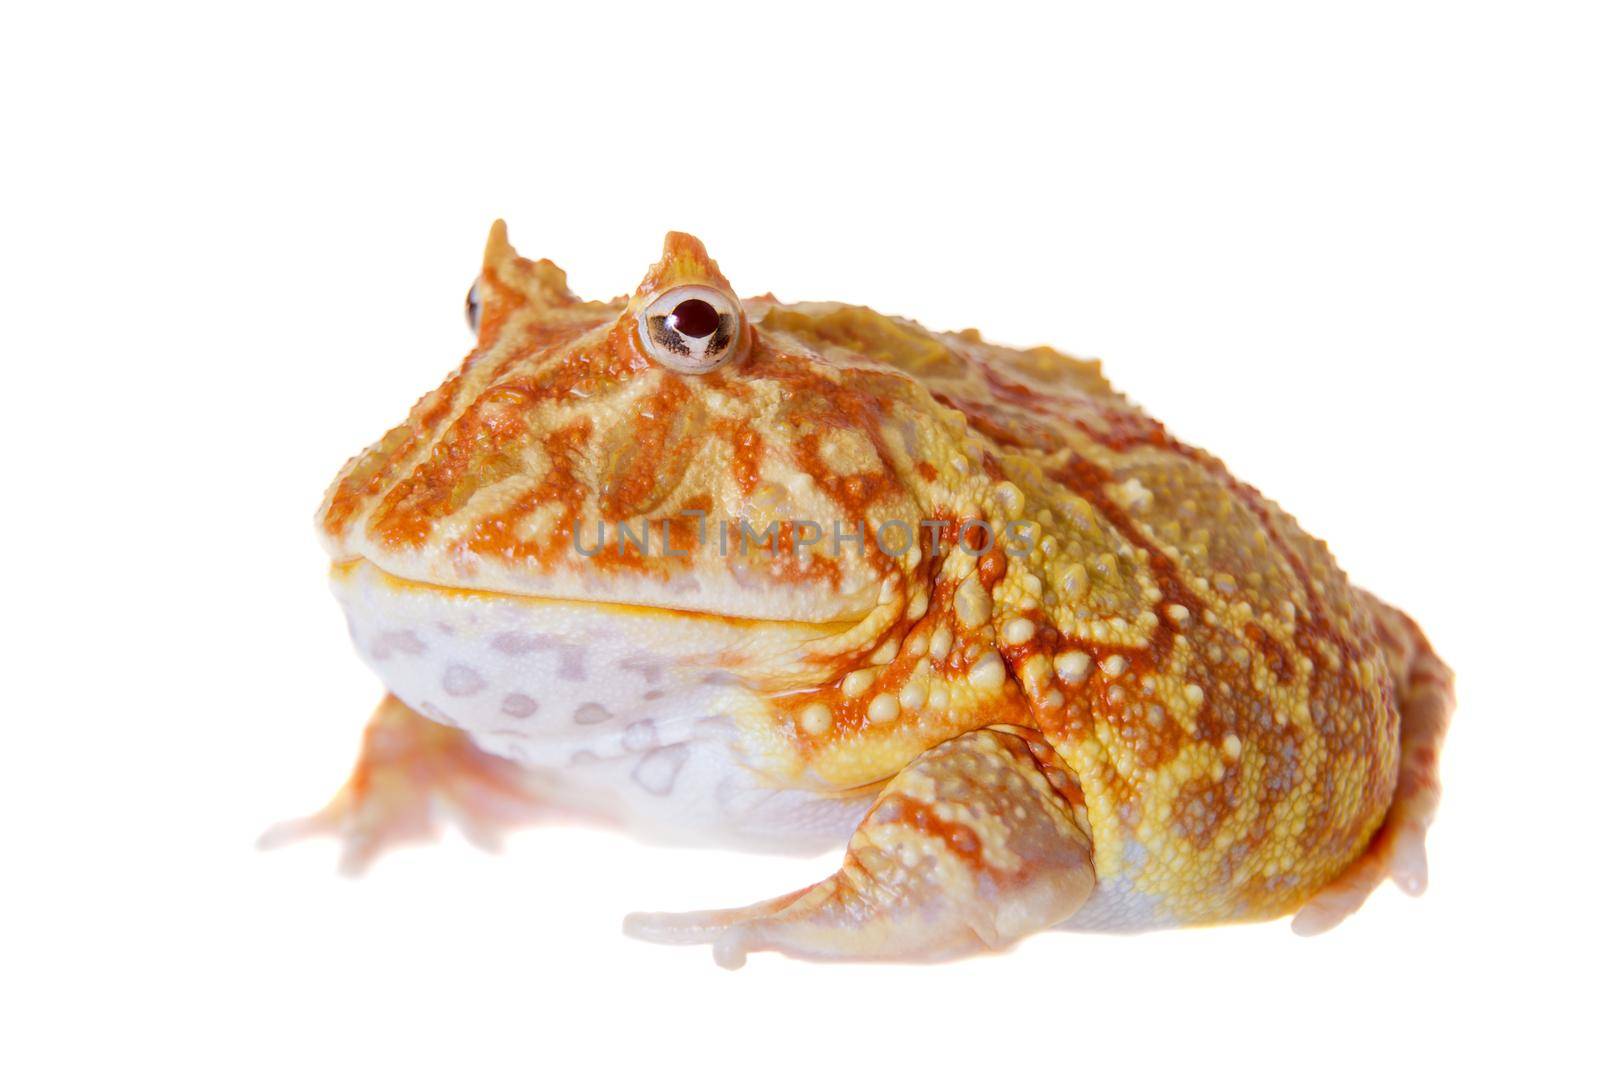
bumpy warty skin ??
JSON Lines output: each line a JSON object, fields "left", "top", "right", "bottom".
{"left": 315, "top": 224, "right": 1446, "bottom": 934}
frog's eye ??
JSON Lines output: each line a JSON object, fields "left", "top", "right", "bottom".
{"left": 465, "top": 279, "right": 482, "bottom": 334}
{"left": 637, "top": 285, "right": 743, "bottom": 373}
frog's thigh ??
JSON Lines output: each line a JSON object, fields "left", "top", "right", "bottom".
{"left": 1293, "top": 597, "right": 1455, "bottom": 934}
{"left": 625, "top": 728, "right": 1096, "bottom": 967}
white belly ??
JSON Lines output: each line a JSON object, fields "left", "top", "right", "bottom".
{"left": 332, "top": 560, "right": 869, "bottom": 852}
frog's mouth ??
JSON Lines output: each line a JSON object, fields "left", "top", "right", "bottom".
{"left": 330, "top": 556, "right": 899, "bottom": 702}
{"left": 330, "top": 556, "right": 865, "bottom": 634}
{"left": 321, "top": 512, "right": 903, "bottom": 631}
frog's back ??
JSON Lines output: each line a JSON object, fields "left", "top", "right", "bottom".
{"left": 764, "top": 305, "right": 1404, "bottom": 927}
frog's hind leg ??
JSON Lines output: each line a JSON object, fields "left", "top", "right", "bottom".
{"left": 260, "top": 693, "right": 548, "bottom": 874}
{"left": 624, "top": 727, "right": 1096, "bottom": 967}
{"left": 1293, "top": 597, "right": 1455, "bottom": 934}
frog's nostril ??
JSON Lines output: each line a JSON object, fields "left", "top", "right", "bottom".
{"left": 668, "top": 297, "right": 719, "bottom": 339}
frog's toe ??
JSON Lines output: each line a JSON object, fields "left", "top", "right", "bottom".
{"left": 1290, "top": 823, "right": 1401, "bottom": 935}
{"left": 625, "top": 728, "right": 1096, "bottom": 967}
{"left": 259, "top": 808, "right": 421, "bottom": 877}
{"left": 623, "top": 890, "right": 808, "bottom": 952}
{"left": 260, "top": 693, "right": 546, "bottom": 874}
{"left": 1389, "top": 821, "right": 1430, "bottom": 896}
{"left": 1290, "top": 810, "right": 1432, "bottom": 934}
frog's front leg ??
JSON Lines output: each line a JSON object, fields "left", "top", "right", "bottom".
{"left": 261, "top": 693, "right": 548, "bottom": 873}
{"left": 625, "top": 728, "right": 1096, "bottom": 967}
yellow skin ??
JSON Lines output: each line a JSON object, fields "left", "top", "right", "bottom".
{"left": 271, "top": 224, "right": 1454, "bottom": 966}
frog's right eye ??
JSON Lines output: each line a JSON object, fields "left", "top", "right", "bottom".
{"left": 465, "top": 279, "right": 482, "bottom": 334}
{"left": 636, "top": 285, "right": 744, "bottom": 374}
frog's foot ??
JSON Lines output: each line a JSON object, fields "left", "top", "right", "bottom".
{"left": 260, "top": 693, "right": 546, "bottom": 874}
{"left": 1293, "top": 600, "right": 1455, "bottom": 934}
{"left": 625, "top": 728, "right": 1096, "bottom": 967}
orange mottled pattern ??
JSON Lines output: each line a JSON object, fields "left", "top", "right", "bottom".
{"left": 319, "top": 225, "right": 1406, "bottom": 926}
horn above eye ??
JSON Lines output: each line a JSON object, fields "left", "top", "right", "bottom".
{"left": 637, "top": 285, "right": 744, "bottom": 373}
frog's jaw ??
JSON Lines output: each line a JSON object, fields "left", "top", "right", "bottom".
{"left": 316, "top": 225, "right": 928, "bottom": 631}
{"left": 329, "top": 559, "right": 888, "bottom": 765}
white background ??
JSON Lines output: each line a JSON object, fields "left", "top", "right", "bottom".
{"left": 4, "top": 2, "right": 1596, "bottom": 1063}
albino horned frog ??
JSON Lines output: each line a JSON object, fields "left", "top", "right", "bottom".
{"left": 271, "top": 223, "right": 1454, "bottom": 967}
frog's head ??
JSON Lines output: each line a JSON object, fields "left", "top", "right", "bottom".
{"left": 319, "top": 222, "right": 960, "bottom": 632}
{"left": 319, "top": 224, "right": 1117, "bottom": 781}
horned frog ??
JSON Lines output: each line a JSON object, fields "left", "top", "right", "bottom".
{"left": 270, "top": 223, "right": 1454, "bottom": 967}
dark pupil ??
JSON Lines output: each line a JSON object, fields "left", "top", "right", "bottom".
{"left": 668, "top": 298, "right": 719, "bottom": 339}
{"left": 465, "top": 283, "right": 481, "bottom": 333}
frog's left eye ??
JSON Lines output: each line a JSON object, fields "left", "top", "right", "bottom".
{"left": 465, "top": 279, "right": 482, "bottom": 334}
{"left": 637, "top": 286, "right": 743, "bottom": 373}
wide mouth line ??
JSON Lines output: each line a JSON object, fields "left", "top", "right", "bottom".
{"left": 332, "top": 556, "right": 865, "bottom": 632}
